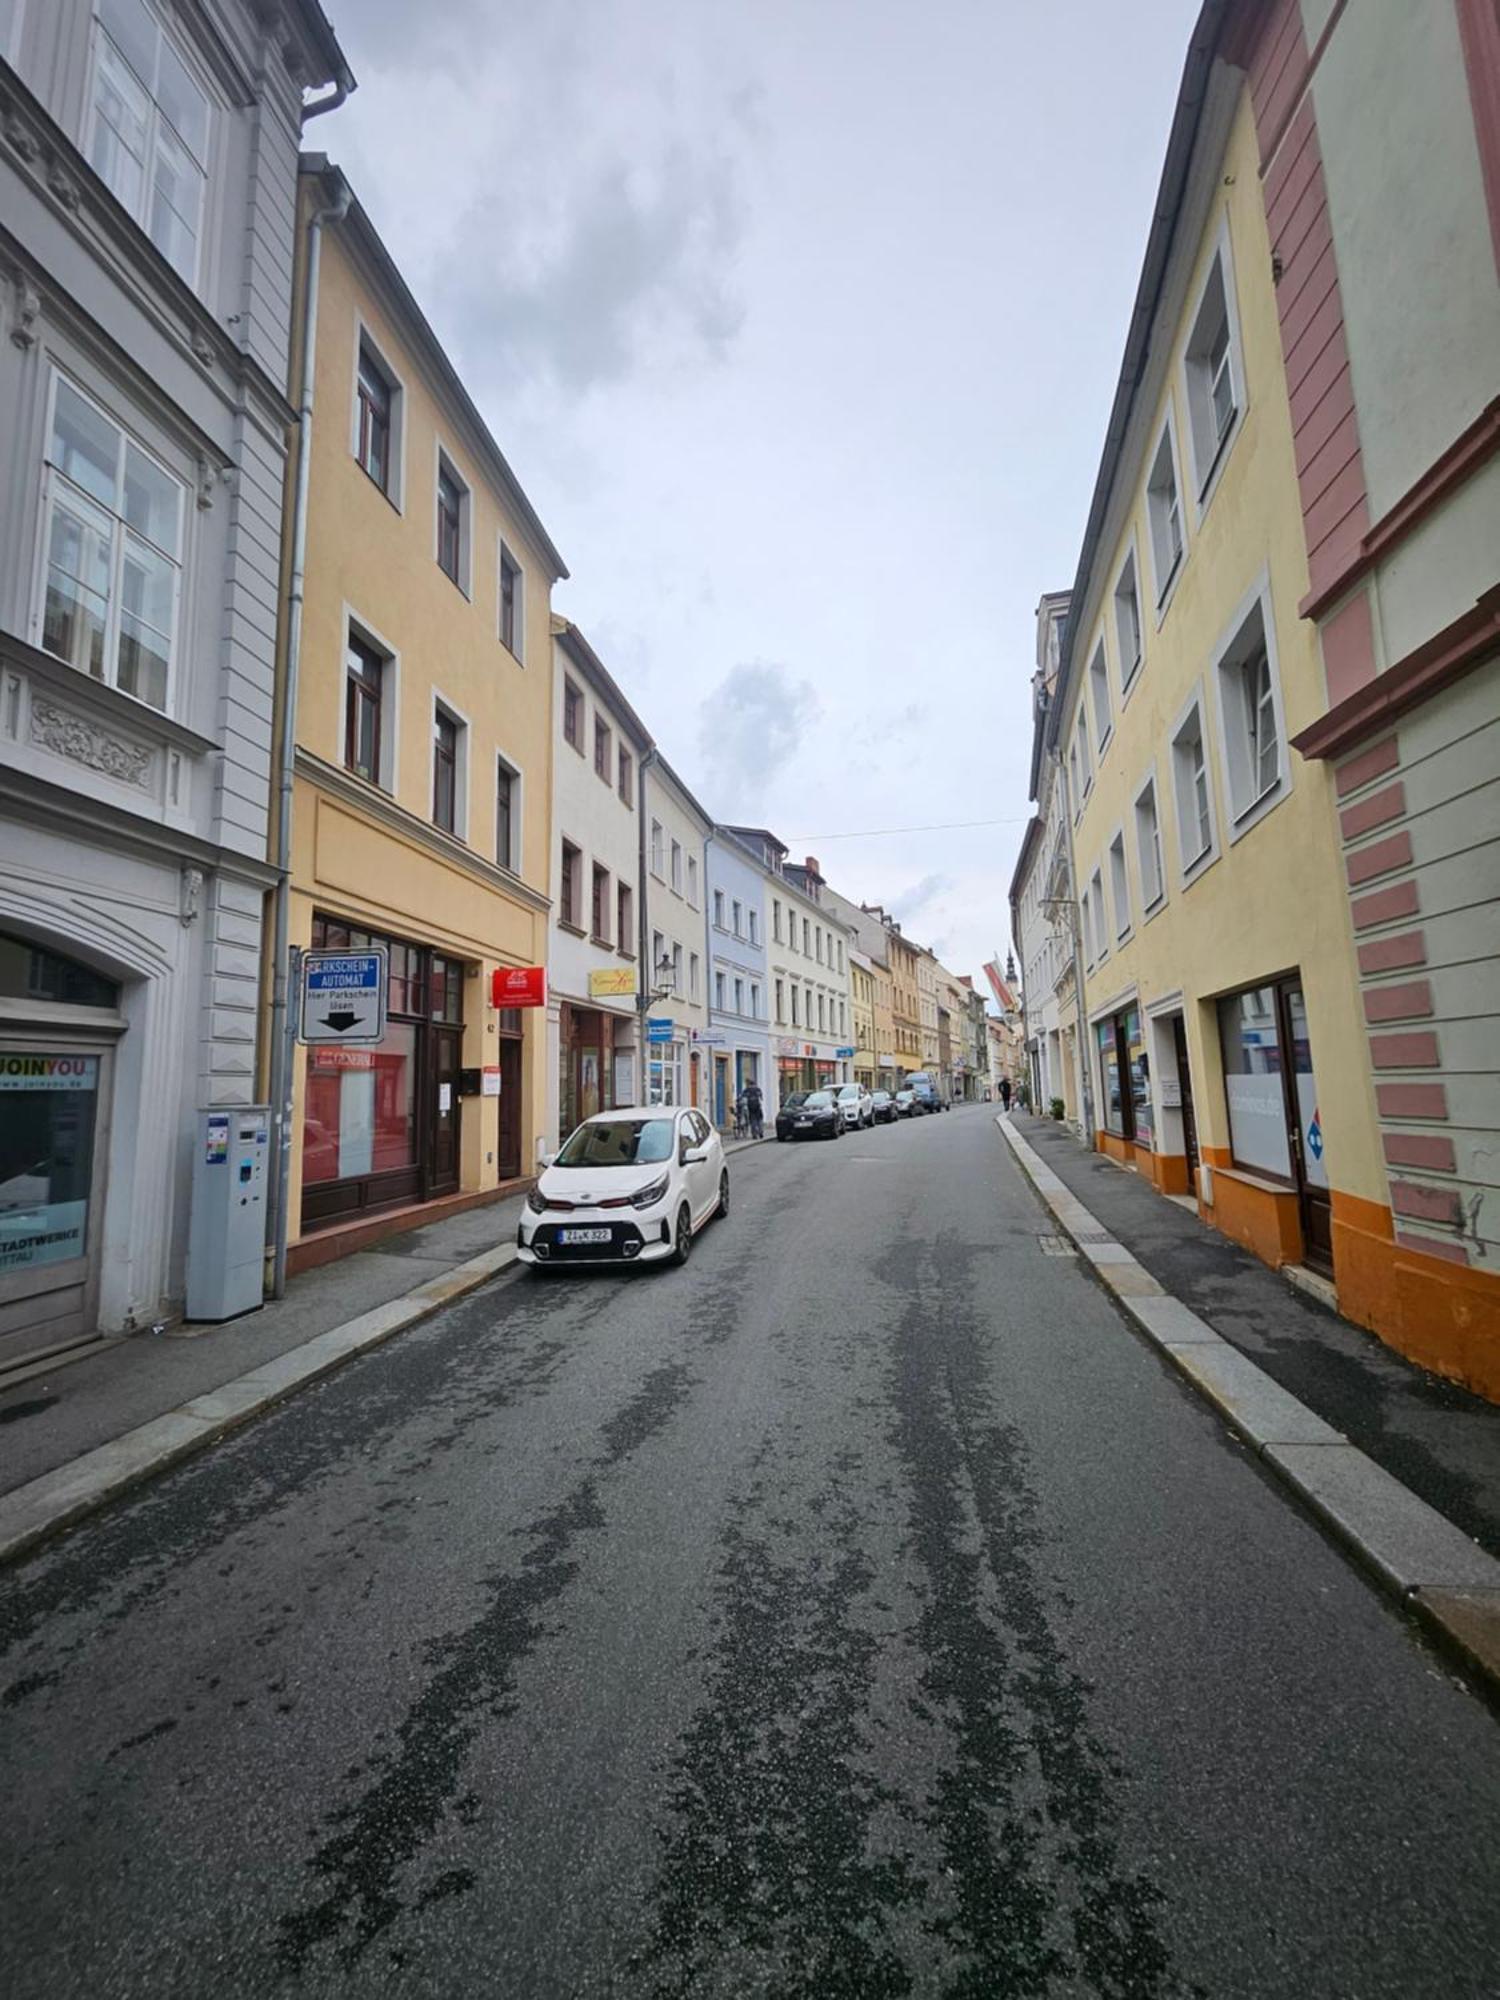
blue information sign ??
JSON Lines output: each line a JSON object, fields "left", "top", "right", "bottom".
{"left": 646, "top": 1016, "right": 675, "bottom": 1044}
{"left": 300, "top": 949, "right": 387, "bottom": 1045}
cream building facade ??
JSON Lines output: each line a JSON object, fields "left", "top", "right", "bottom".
{"left": 643, "top": 755, "right": 711, "bottom": 1111}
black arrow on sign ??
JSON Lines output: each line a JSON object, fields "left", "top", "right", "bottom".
{"left": 321, "top": 1010, "right": 362, "bottom": 1032}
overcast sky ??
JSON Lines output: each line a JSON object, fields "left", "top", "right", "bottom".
{"left": 320, "top": 0, "right": 1200, "bottom": 980}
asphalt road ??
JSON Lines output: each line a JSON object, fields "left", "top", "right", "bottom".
{"left": 3, "top": 1105, "right": 1499, "bottom": 1998}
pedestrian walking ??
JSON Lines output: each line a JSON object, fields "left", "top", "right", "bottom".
{"left": 999, "top": 1076, "right": 1012, "bottom": 1112}
{"left": 745, "top": 1080, "right": 764, "bottom": 1140}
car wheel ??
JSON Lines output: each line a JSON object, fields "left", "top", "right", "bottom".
{"left": 671, "top": 1202, "right": 693, "bottom": 1265}
{"left": 717, "top": 1170, "right": 730, "bottom": 1218}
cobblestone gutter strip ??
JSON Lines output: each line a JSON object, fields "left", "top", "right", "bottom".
{"left": 997, "top": 1116, "right": 1500, "bottom": 1704}
{"left": 0, "top": 1244, "right": 520, "bottom": 1569}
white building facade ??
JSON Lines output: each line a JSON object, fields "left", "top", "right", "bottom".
{"left": 703, "top": 827, "right": 770, "bottom": 1130}
{"left": 0, "top": 0, "right": 350, "bottom": 1367}
{"left": 546, "top": 622, "right": 650, "bottom": 1143}
{"left": 641, "top": 754, "right": 710, "bottom": 1111}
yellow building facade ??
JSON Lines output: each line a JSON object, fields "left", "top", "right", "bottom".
{"left": 850, "top": 955, "right": 876, "bottom": 1089}
{"left": 1053, "top": 78, "right": 1383, "bottom": 1295}
{"left": 274, "top": 164, "right": 566, "bottom": 1264}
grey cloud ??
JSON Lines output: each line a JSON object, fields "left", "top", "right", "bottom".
{"left": 892, "top": 873, "right": 953, "bottom": 925}
{"left": 695, "top": 663, "right": 820, "bottom": 814}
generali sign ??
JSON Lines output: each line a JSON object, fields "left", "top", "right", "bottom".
{"left": 491, "top": 965, "right": 546, "bottom": 1009}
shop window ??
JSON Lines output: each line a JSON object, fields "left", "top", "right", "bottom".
{"left": 38, "top": 372, "right": 184, "bottom": 712}
{"left": 1096, "top": 1006, "right": 1151, "bottom": 1145}
{"left": 0, "top": 933, "right": 119, "bottom": 1008}
{"left": 429, "top": 955, "right": 463, "bottom": 1023}
{"left": 1218, "top": 987, "right": 1292, "bottom": 1178}
{"left": 0, "top": 1050, "right": 103, "bottom": 1274}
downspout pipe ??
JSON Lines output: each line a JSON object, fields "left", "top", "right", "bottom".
{"left": 266, "top": 169, "right": 352, "bottom": 1300}
{"left": 635, "top": 748, "right": 659, "bottom": 1103}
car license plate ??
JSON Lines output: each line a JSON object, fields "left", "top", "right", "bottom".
{"left": 558, "top": 1227, "right": 611, "bottom": 1245}
{"left": 796, "top": 1118, "right": 811, "bottom": 1126}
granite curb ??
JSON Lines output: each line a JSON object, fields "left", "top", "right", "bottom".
{"left": 0, "top": 1242, "right": 520, "bottom": 1569}
{"left": 997, "top": 1114, "right": 1500, "bottom": 1703}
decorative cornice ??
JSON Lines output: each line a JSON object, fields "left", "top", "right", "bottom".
{"left": 1299, "top": 400, "right": 1500, "bottom": 622}
{"left": 1, "top": 628, "right": 217, "bottom": 759}
{"left": 1292, "top": 584, "right": 1500, "bottom": 761}
{"left": 294, "top": 748, "right": 554, "bottom": 915}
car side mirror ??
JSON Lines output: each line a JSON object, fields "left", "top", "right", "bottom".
{"left": 682, "top": 1144, "right": 709, "bottom": 1165}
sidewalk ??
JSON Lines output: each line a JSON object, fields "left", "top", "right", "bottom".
{"left": 0, "top": 1192, "right": 529, "bottom": 1506}
{"left": 1008, "top": 1112, "right": 1500, "bottom": 1558}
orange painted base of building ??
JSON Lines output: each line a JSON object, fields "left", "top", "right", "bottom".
{"left": 1198, "top": 1149, "right": 1304, "bottom": 1269}
{"left": 1095, "top": 1131, "right": 1193, "bottom": 1194}
{"left": 1329, "top": 1192, "right": 1500, "bottom": 1403}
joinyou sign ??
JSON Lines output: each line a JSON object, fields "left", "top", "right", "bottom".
{"left": 300, "top": 950, "right": 387, "bottom": 1046}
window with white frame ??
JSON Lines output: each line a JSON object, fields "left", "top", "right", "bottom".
{"left": 354, "top": 336, "right": 400, "bottom": 501}
{"left": 1089, "top": 866, "right": 1107, "bottom": 960}
{"left": 498, "top": 541, "right": 524, "bottom": 659}
{"left": 1077, "top": 709, "right": 1093, "bottom": 795}
{"left": 1114, "top": 547, "right": 1143, "bottom": 694}
{"left": 750, "top": 982, "right": 760, "bottom": 1019}
{"left": 748, "top": 910, "right": 758, "bottom": 947}
{"left": 1171, "top": 693, "right": 1217, "bottom": 878}
{"left": 790, "top": 986, "right": 799, "bottom": 1026}
{"left": 432, "top": 700, "right": 466, "bottom": 836}
{"left": 732, "top": 900, "right": 742, "bottom": 938}
{"left": 37, "top": 373, "right": 183, "bottom": 712}
{"left": 494, "top": 753, "right": 520, "bottom": 871}
{"left": 1146, "top": 421, "right": 1184, "bottom": 607}
{"left": 733, "top": 977, "right": 744, "bottom": 1015}
{"left": 713, "top": 889, "right": 725, "bottom": 929}
{"left": 1214, "top": 594, "right": 1287, "bottom": 832}
{"left": 1088, "top": 642, "right": 1112, "bottom": 750}
{"left": 775, "top": 977, "right": 784, "bottom": 1021}
{"left": 670, "top": 840, "right": 683, "bottom": 893}
{"left": 1109, "top": 833, "right": 1130, "bottom": 941}
{"left": 1069, "top": 742, "right": 1081, "bottom": 816}
{"left": 1183, "top": 242, "right": 1242, "bottom": 498}
{"left": 1134, "top": 776, "right": 1165, "bottom": 913}
{"left": 672, "top": 942, "right": 683, "bottom": 996}
{"left": 686, "top": 854, "right": 699, "bottom": 907}
{"left": 773, "top": 899, "right": 782, "bottom": 943}
{"left": 650, "top": 819, "right": 664, "bottom": 877}
{"left": 689, "top": 952, "right": 700, "bottom": 999}
{"left": 87, "top": 0, "right": 211, "bottom": 287}
{"left": 1080, "top": 884, "right": 1093, "bottom": 967}
{"left": 436, "top": 458, "right": 465, "bottom": 588}
{"left": 715, "top": 970, "right": 726, "bottom": 1011}
{"left": 617, "top": 881, "right": 633, "bottom": 954}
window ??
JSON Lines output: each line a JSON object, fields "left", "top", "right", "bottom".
{"left": 713, "top": 889, "right": 725, "bottom": 929}
{"left": 1088, "top": 643, "right": 1112, "bottom": 750}
{"left": 651, "top": 820, "right": 665, "bottom": 878}
{"left": 1171, "top": 694, "right": 1217, "bottom": 879}
{"left": 432, "top": 704, "right": 462, "bottom": 834}
{"left": 790, "top": 986, "right": 799, "bottom": 1026}
{"left": 734, "top": 977, "right": 744, "bottom": 1015}
{"left": 618, "top": 745, "right": 633, "bottom": 808}
{"left": 689, "top": 952, "right": 700, "bottom": 1000}
{"left": 1184, "top": 242, "right": 1242, "bottom": 500}
{"left": 1114, "top": 548, "right": 1143, "bottom": 695}
{"left": 1134, "top": 777, "right": 1165, "bottom": 913}
{"left": 1213, "top": 593, "right": 1287, "bottom": 834}
{"left": 1097, "top": 1007, "right": 1152, "bottom": 1145}
{"left": 686, "top": 855, "right": 699, "bottom": 907}
{"left": 673, "top": 943, "right": 684, "bottom": 996}
{"left": 436, "top": 455, "right": 467, "bottom": 589}
{"left": 818, "top": 993, "right": 826, "bottom": 1032}
{"left": 802, "top": 918, "right": 810, "bottom": 955}
{"left": 773, "top": 900, "right": 783, "bottom": 943}
{"left": 590, "top": 864, "right": 612, "bottom": 944}
{"left": 594, "top": 716, "right": 611, "bottom": 782}
{"left": 652, "top": 930, "right": 665, "bottom": 984}
{"left": 617, "top": 881, "right": 633, "bottom": 955}
{"left": 732, "top": 900, "right": 742, "bottom": 937}
{"left": 1146, "top": 421, "right": 1185, "bottom": 608}
{"left": 563, "top": 677, "right": 583, "bottom": 751}
{"left": 498, "top": 542, "right": 524, "bottom": 659}
{"left": 839, "top": 999, "right": 846, "bottom": 1035}
{"left": 1069, "top": 743, "right": 1081, "bottom": 816}
{"left": 355, "top": 341, "right": 395, "bottom": 497}
{"left": 560, "top": 839, "right": 582, "bottom": 928}
{"left": 1077, "top": 710, "right": 1093, "bottom": 795}
{"left": 1109, "top": 833, "right": 1130, "bottom": 940}
{"left": 1218, "top": 987, "right": 1292, "bottom": 1177}
{"left": 715, "top": 971, "right": 726, "bottom": 1012}
{"left": 776, "top": 978, "right": 785, "bottom": 1021}
{"left": 837, "top": 941, "right": 844, "bottom": 974}
{"left": 750, "top": 982, "right": 760, "bottom": 1019}
{"left": 495, "top": 756, "right": 518, "bottom": 870}
{"left": 37, "top": 374, "right": 183, "bottom": 712}
{"left": 670, "top": 840, "right": 683, "bottom": 893}
{"left": 748, "top": 910, "right": 758, "bottom": 947}
{"left": 87, "top": 0, "right": 210, "bottom": 286}
{"left": 1080, "top": 884, "right": 1093, "bottom": 967}
{"left": 1090, "top": 866, "right": 1107, "bottom": 961}
{"left": 816, "top": 928, "right": 824, "bottom": 964}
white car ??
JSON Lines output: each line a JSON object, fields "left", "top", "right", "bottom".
{"left": 517, "top": 1106, "right": 727, "bottom": 1270}
{"left": 835, "top": 1082, "right": 873, "bottom": 1130}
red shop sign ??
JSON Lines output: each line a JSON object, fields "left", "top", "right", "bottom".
{"left": 491, "top": 964, "right": 547, "bottom": 1009}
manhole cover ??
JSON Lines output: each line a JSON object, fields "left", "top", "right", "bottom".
{"left": 1036, "top": 1234, "right": 1077, "bottom": 1257}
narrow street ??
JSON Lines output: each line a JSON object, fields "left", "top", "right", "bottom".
{"left": 3, "top": 1106, "right": 1498, "bottom": 1998}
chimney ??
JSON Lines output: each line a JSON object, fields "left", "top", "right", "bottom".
{"left": 804, "top": 855, "right": 820, "bottom": 879}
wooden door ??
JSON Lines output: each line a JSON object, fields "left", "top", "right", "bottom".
{"left": 429, "top": 1026, "right": 462, "bottom": 1196}
{"left": 498, "top": 1037, "right": 523, "bottom": 1181}
{"left": 1277, "top": 980, "right": 1332, "bottom": 1272}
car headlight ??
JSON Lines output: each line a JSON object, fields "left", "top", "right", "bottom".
{"left": 631, "top": 1172, "right": 671, "bottom": 1210}
{"left": 526, "top": 1187, "right": 549, "bottom": 1215}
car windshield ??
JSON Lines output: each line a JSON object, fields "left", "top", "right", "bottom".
{"left": 783, "top": 1092, "right": 810, "bottom": 1109}
{"left": 554, "top": 1118, "right": 675, "bottom": 1167}
{"left": 804, "top": 1091, "right": 834, "bottom": 1108}
{"left": 838, "top": 1086, "right": 861, "bottom": 1100}
{"left": 872, "top": 1093, "right": 890, "bottom": 1103}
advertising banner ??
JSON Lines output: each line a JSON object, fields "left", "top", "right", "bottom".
{"left": 492, "top": 965, "right": 547, "bottom": 1009}
{"left": 588, "top": 967, "right": 637, "bottom": 999}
